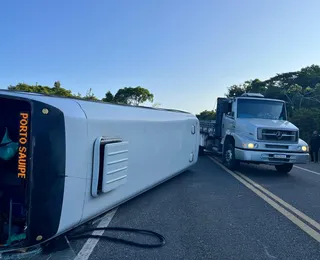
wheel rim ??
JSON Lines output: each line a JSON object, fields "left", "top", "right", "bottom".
{"left": 225, "top": 149, "right": 232, "bottom": 163}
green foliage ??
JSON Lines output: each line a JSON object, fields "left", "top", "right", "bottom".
{"left": 102, "top": 91, "right": 115, "bottom": 103}
{"left": 113, "top": 86, "right": 154, "bottom": 105}
{"left": 225, "top": 85, "right": 246, "bottom": 97}
{"left": 83, "top": 88, "right": 99, "bottom": 101}
{"left": 7, "top": 82, "right": 155, "bottom": 107}
{"left": 224, "top": 64, "right": 320, "bottom": 142}
{"left": 8, "top": 83, "right": 74, "bottom": 97}
{"left": 196, "top": 110, "right": 216, "bottom": 120}
{"left": 101, "top": 87, "right": 154, "bottom": 105}
{"left": 290, "top": 108, "right": 320, "bottom": 141}
{"left": 54, "top": 81, "right": 61, "bottom": 88}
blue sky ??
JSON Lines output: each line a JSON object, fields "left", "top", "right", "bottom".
{"left": 1, "top": 0, "right": 320, "bottom": 114}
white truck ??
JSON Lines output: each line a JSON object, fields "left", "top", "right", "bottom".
{"left": 199, "top": 93, "right": 309, "bottom": 173}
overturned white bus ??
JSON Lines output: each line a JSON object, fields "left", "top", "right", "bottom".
{"left": 0, "top": 90, "right": 199, "bottom": 253}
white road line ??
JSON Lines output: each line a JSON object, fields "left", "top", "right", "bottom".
{"left": 208, "top": 156, "right": 320, "bottom": 243}
{"left": 74, "top": 208, "right": 118, "bottom": 260}
{"left": 294, "top": 165, "right": 320, "bottom": 176}
{"left": 235, "top": 171, "right": 320, "bottom": 231}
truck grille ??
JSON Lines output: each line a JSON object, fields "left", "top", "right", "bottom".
{"left": 258, "top": 128, "right": 298, "bottom": 142}
{"left": 265, "top": 144, "right": 289, "bottom": 149}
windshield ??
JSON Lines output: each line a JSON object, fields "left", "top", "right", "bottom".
{"left": 237, "top": 98, "right": 287, "bottom": 120}
{"left": 0, "top": 97, "right": 31, "bottom": 249}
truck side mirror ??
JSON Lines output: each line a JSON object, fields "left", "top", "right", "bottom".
{"left": 223, "top": 101, "right": 229, "bottom": 114}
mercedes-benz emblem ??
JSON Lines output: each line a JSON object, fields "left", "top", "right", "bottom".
{"left": 276, "top": 131, "right": 282, "bottom": 139}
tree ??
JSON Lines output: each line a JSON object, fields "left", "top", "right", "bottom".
{"left": 225, "top": 85, "right": 246, "bottom": 97}
{"left": 196, "top": 110, "right": 216, "bottom": 120}
{"left": 7, "top": 83, "right": 155, "bottom": 107}
{"left": 102, "top": 91, "right": 114, "bottom": 103}
{"left": 54, "top": 81, "right": 61, "bottom": 88}
{"left": 290, "top": 108, "right": 320, "bottom": 141}
{"left": 83, "top": 88, "right": 99, "bottom": 101}
{"left": 113, "top": 86, "right": 154, "bottom": 106}
{"left": 245, "top": 79, "right": 267, "bottom": 93}
{"left": 75, "top": 92, "right": 82, "bottom": 98}
{"left": 8, "top": 82, "right": 74, "bottom": 97}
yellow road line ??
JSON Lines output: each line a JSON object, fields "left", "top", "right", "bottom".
{"left": 235, "top": 171, "right": 320, "bottom": 231}
{"left": 208, "top": 156, "right": 320, "bottom": 243}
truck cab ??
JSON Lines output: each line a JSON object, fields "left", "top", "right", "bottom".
{"left": 200, "top": 93, "right": 309, "bottom": 173}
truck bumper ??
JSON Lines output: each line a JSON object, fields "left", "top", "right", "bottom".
{"left": 234, "top": 148, "right": 309, "bottom": 165}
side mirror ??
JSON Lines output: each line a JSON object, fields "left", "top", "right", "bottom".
{"left": 222, "top": 101, "right": 229, "bottom": 114}
{"left": 226, "top": 111, "right": 235, "bottom": 118}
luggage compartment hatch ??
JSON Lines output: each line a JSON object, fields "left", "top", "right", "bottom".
{"left": 91, "top": 137, "right": 129, "bottom": 197}
{"left": 102, "top": 141, "right": 129, "bottom": 193}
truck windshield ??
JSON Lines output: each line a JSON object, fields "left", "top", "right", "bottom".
{"left": 237, "top": 98, "right": 287, "bottom": 120}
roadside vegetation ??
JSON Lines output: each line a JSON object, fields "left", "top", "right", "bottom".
{"left": 7, "top": 82, "right": 155, "bottom": 107}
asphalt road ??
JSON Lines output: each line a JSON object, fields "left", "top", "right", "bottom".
{"left": 40, "top": 156, "right": 320, "bottom": 260}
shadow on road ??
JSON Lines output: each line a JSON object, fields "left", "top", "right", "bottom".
{"left": 209, "top": 153, "right": 291, "bottom": 179}
{"left": 236, "top": 163, "right": 294, "bottom": 180}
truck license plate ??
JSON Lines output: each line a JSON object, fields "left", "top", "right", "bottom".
{"left": 274, "top": 154, "right": 286, "bottom": 159}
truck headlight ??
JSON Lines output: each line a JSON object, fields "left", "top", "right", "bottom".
{"left": 243, "top": 143, "right": 258, "bottom": 149}
{"left": 248, "top": 143, "right": 255, "bottom": 149}
{"left": 298, "top": 145, "right": 308, "bottom": 152}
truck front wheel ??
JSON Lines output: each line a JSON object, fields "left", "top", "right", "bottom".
{"left": 275, "top": 163, "right": 293, "bottom": 174}
{"left": 223, "top": 142, "right": 239, "bottom": 170}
